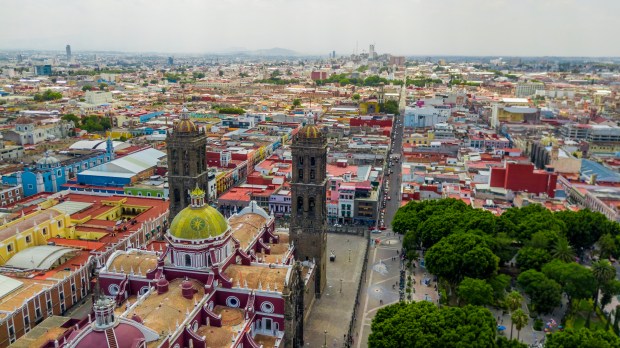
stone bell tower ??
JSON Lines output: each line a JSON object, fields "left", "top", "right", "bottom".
{"left": 166, "top": 108, "right": 208, "bottom": 218}
{"left": 290, "top": 122, "right": 327, "bottom": 297}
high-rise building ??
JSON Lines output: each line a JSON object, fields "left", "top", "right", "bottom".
{"left": 290, "top": 121, "right": 328, "bottom": 297}
{"left": 168, "top": 56, "right": 174, "bottom": 65}
{"left": 332, "top": 50, "right": 336, "bottom": 59}
{"left": 66, "top": 44, "right": 71, "bottom": 61}
{"left": 166, "top": 108, "right": 208, "bottom": 217}
{"left": 17, "top": 54, "right": 23, "bottom": 63}
{"left": 369, "top": 44, "right": 376, "bottom": 60}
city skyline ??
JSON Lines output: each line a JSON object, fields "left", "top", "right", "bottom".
{"left": 2, "top": 0, "right": 620, "bottom": 57}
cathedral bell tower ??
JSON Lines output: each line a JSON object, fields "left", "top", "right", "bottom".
{"left": 290, "top": 122, "right": 327, "bottom": 297}
{"left": 167, "top": 108, "right": 209, "bottom": 218}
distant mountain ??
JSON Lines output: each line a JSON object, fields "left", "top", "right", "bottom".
{"left": 217, "top": 47, "right": 299, "bottom": 57}
{"left": 251, "top": 47, "right": 298, "bottom": 56}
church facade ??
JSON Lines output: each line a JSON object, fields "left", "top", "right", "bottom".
{"left": 55, "top": 116, "right": 322, "bottom": 348}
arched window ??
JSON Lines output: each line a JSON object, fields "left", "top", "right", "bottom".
{"left": 297, "top": 197, "right": 303, "bottom": 211}
{"left": 310, "top": 170, "right": 315, "bottom": 180}
{"left": 310, "top": 157, "right": 315, "bottom": 166}
{"left": 309, "top": 198, "right": 315, "bottom": 213}
{"left": 185, "top": 254, "right": 192, "bottom": 267}
{"left": 298, "top": 169, "right": 303, "bottom": 180}
{"left": 298, "top": 156, "right": 303, "bottom": 165}
{"left": 174, "top": 189, "right": 180, "bottom": 203}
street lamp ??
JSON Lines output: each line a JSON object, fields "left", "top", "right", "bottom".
{"left": 348, "top": 249, "right": 351, "bottom": 262}
{"left": 324, "top": 330, "right": 327, "bottom": 348}
{"left": 340, "top": 279, "right": 343, "bottom": 293}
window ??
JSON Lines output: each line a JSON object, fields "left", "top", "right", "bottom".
{"left": 25, "top": 236, "right": 31, "bottom": 243}
{"left": 310, "top": 170, "right": 315, "bottom": 180}
{"left": 147, "top": 192, "right": 151, "bottom": 197}
{"left": 310, "top": 157, "right": 315, "bottom": 166}
{"left": 298, "top": 169, "right": 303, "bottom": 180}
{"left": 57, "top": 170, "right": 62, "bottom": 176}
{"left": 297, "top": 197, "right": 303, "bottom": 211}
{"left": 185, "top": 254, "right": 192, "bottom": 267}
{"left": 28, "top": 184, "right": 34, "bottom": 189}
{"left": 298, "top": 156, "right": 303, "bottom": 165}
{"left": 7, "top": 244, "right": 13, "bottom": 252}
{"left": 309, "top": 198, "right": 315, "bottom": 212}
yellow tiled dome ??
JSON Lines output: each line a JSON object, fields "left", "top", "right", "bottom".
{"left": 174, "top": 119, "right": 198, "bottom": 133}
{"left": 169, "top": 188, "right": 228, "bottom": 240}
{"left": 297, "top": 124, "right": 322, "bottom": 139}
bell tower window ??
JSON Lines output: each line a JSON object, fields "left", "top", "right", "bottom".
{"left": 185, "top": 254, "right": 192, "bottom": 267}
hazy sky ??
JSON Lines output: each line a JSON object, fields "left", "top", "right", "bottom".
{"left": 2, "top": 0, "right": 619, "bottom": 56}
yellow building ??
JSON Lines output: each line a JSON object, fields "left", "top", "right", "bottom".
{"left": 0, "top": 209, "right": 74, "bottom": 265}
{"left": 359, "top": 101, "right": 380, "bottom": 115}
{"left": 404, "top": 131, "right": 435, "bottom": 145}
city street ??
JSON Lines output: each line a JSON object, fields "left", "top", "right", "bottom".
{"left": 354, "top": 83, "right": 410, "bottom": 348}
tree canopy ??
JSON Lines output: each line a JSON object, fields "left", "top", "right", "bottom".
{"left": 517, "top": 270, "right": 562, "bottom": 314}
{"left": 545, "top": 328, "right": 620, "bottom": 348}
{"left": 33, "top": 89, "right": 62, "bottom": 101}
{"left": 426, "top": 233, "right": 499, "bottom": 287}
{"left": 369, "top": 301, "right": 497, "bottom": 348}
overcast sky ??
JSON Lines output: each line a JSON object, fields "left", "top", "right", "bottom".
{"left": 2, "top": 0, "right": 619, "bottom": 57}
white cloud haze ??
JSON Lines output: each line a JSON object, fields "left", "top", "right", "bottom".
{"left": 1, "top": 0, "right": 619, "bottom": 56}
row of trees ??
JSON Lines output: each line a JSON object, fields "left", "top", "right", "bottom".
{"left": 386, "top": 199, "right": 620, "bottom": 344}
{"left": 370, "top": 301, "right": 620, "bottom": 348}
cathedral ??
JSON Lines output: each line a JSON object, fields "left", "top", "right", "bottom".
{"left": 53, "top": 114, "right": 327, "bottom": 348}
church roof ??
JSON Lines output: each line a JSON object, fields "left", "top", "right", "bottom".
{"left": 169, "top": 189, "right": 229, "bottom": 240}
{"left": 297, "top": 124, "right": 322, "bottom": 139}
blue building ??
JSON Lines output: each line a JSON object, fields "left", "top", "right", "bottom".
{"left": 35, "top": 65, "right": 53, "bottom": 76}
{"left": 2, "top": 139, "right": 115, "bottom": 197}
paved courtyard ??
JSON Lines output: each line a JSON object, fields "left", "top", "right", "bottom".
{"left": 304, "top": 233, "right": 367, "bottom": 347}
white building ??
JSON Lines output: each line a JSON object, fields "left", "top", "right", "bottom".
{"left": 85, "top": 91, "right": 113, "bottom": 105}
{"left": 404, "top": 105, "right": 451, "bottom": 128}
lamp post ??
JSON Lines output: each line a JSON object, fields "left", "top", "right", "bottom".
{"left": 348, "top": 249, "right": 351, "bottom": 262}
{"left": 324, "top": 330, "right": 327, "bottom": 348}
{"left": 340, "top": 279, "right": 343, "bottom": 293}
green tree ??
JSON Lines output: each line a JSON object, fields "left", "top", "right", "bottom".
{"left": 496, "top": 336, "right": 528, "bottom": 348}
{"left": 505, "top": 291, "right": 523, "bottom": 339}
{"left": 192, "top": 72, "right": 205, "bottom": 79}
{"left": 517, "top": 270, "right": 562, "bottom": 314}
{"left": 516, "top": 246, "right": 552, "bottom": 271}
{"left": 556, "top": 209, "right": 620, "bottom": 250}
{"left": 545, "top": 328, "right": 620, "bottom": 348}
{"left": 511, "top": 309, "right": 528, "bottom": 341}
{"left": 552, "top": 237, "right": 576, "bottom": 262}
{"left": 426, "top": 233, "right": 499, "bottom": 299}
{"left": 61, "top": 113, "right": 80, "bottom": 125}
{"left": 82, "top": 85, "right": 93, "bottom": 91}
{"left": 542, "top": 260, "right": 596, "bottom": 304}
{"left": 369, "top": 301, "right": 497, "bottom": 348}
{"left": 218, "top": 70, "right": 224, "bottom": 77}
{"left": 352, "top": 93, "right": 361, "bottom": 101}
{"left": 588, "top": 260, "right": 616, "bottom": 327}
{"left": 598, "top": 233, "right": 617, "bottom": 258}
{"left": 33, "top": 89, "right": 63, "bottom": 101}
{"left": 99, "top": 83, "right": 108, "bottom": 90}
{"left": 292, "top": 98, "right": 301, "bottom": 107}
{"left": 380, "top": 99, "right": 400, "bottom": 115}
{"left": 457, "top": 277, "right": 493, "bottom": 306}
{"left": 217, "top": 107, "right": 245, "bottom": 115}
